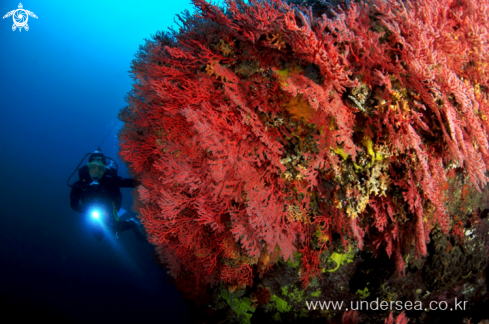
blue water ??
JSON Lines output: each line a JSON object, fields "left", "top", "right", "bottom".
{"left": 0, "top": 1, "right": 213, "bottom": 322}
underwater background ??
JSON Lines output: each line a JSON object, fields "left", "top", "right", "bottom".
{"left": 3, "top": 0, "right": 489, "bottom": 323}
{"left": 0, "top": 1, "right": 207, "bottom": 323}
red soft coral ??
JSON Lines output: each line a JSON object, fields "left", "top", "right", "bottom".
{"left": 119, "top": 0, "right": 489, "bottom": 299}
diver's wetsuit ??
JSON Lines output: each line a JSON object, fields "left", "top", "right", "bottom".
{"left": 70, "top": 165, "right": 139, "bottom": 240}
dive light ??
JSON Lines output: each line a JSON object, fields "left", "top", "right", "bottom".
{"left": 89, "top": 207, "right": 104, "bottom": 221}
{"left": 91, "top": 210, "right": 100, "bottom": 219}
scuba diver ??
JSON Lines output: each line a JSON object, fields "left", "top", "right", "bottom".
{"left": 69, "top": 150, "right": 145, "bottom": 241}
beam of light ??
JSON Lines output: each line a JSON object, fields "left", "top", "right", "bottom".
{"left": 84, "top": 208, "right": 147, "bottom": 277}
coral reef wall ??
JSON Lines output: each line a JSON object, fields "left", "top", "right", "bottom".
{"left": 119, "top": 0, "right": 489, "bottom": 320}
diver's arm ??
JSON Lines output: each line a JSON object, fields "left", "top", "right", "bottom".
{"left": 117, "top": 177, "right": 137, "bottom": 188}
{"left": 70, "top": 183, "right": 86, "bottom": 213}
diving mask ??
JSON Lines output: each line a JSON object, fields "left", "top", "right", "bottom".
{"left": 89, "top": 162, "right": 107, "bottom": 172}
{"left": 89, "top": 162, "right": 106, "bottom": 182}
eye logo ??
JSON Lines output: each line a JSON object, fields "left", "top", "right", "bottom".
{"left": 3, "top": 3, "right": 38, "bottom": 32}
